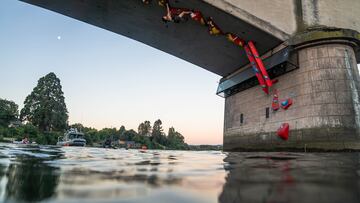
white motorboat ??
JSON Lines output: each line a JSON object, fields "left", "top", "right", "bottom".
{"left": 57, "top": 128, "right": 86, "bottom": 147}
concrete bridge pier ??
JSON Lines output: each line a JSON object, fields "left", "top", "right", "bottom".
{"left": 224, "top": 37, "right": 360, "bottom": 151}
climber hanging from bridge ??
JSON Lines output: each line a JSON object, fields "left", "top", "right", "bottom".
{"left": 226, "top": 33, "right": 245, "bottom": 47}
{"left": 159, "top": 1, "right": 274, "bottom": 94}
{"left": 158, "top": 0, "right": 167, "bottom": 7}
{"left": 189, "top": 10, "right": 206, "bottom": 25}
{"left": 162, "top": 3, "right": 191, "bottom": 23}
{"left": 206, "top": 17, "right": 223, "bottom": 35}
{"left": 162, "top": 2, "right": 206, "bottom": 25}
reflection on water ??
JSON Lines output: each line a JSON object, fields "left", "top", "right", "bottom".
{"left": 0, "top": 144, "right": 360, "bottom": 203}
{"left": 0, "top": 145, "right": 62, "bottom": 202}
{"left": 220, "top": 153, "right": 360, "bottom": 203}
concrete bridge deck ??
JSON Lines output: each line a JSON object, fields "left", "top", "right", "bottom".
{"left": 20, "top": 0, "right": 283, "bottom": 77}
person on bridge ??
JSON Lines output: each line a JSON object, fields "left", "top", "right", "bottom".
{"left": 158, "top": 0, "right": 167, "bottom": 7}
{"left": 189, "top": 10, "right": 206, "bottom": 25}
{"left": 206, "top": 17, "right": 223, "bottom": 35}
{"left": 162, "top": 3, "right": 191, "bottom": 23}
{"left": 162, "top": 3, "right": 206, "bottom": 25}
{"left": 226, "top": 32, "right": 245, "bottom": 47}
{"left": 142, "top": 0, "right": 150, "bottom": 4}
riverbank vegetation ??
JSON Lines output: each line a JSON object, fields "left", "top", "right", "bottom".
{"left": 0, "top": 72, "right": 189, "bottom": 150}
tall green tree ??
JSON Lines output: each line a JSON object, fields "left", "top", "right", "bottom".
{"left": 151, "top": 119, "right": 167, "bottom": 145}
{"left": 118, "top": 125, "right": 126, "bottom": 140}
{"left": 167, "top": 127, "right": 187, "bottom": 149}
{"left": 138, "top": 120, "right": 151, "bottom": 136}
{"left": 20, "top": 72, "right": 68, "bottom": 132}
{"left": 0, "top": 98, "right": 19, "bottom": 127}
{"left": 122, "top": 129, "right": 137, "bottom": 141}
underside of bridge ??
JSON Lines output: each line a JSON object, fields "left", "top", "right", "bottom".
{"left": 20, "top": 0, "right": 282, "bottom": 77}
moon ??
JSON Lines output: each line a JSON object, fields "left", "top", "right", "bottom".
{"left": 57, "top": 36, "right": 61, "bottom": 40}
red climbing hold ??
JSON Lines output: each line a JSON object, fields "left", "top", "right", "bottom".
{"left": 272, "top": 90, "right": 280, "bottom": 111}
{"left": 272, "top": 79, "right": 279, "bottom": 85}
{"left": 281, "top": 98, "right": 293, "bottom": 110}
{"left": 277, "top": 123, "right": 289, "bottom": 140}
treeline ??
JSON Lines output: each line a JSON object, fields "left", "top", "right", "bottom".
{"left": 0, "top": 72, "right": 188, "bottom": 149}
{"left": 0, "top": 97, "right": 61, "bottom": 144}
{"left": 0, "top": 122, "right": 61, "bottom": 145}
{"left": 70, "top": 120, "right": 189, "bottom": 150}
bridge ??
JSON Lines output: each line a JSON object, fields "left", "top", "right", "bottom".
{"left": 20, "top": 0, "right": 360, "bottom": 151}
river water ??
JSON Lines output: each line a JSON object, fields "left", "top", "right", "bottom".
{"left": 0, "top": 143, "right": 359, "bottom": 203}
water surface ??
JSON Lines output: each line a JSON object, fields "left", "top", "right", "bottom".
{"left": 0, "top": 143, "right": 359, "bottom": 203}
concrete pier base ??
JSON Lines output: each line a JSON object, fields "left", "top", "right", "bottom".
{"left": 224, "top": 41, "right": 360, "bottom": 151}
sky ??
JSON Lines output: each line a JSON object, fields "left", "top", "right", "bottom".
{"left": 0, "top": 0, "right": 224, "bottom": 145}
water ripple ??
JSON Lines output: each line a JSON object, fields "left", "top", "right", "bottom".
{"left": 1, "top": 143, "right": 360, "bottom": 203}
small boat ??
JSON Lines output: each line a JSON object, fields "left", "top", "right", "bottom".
{"left": 13, "top": 138, "right": 37, "bottom": 146}
{"left": 57, "top": 128, "right": 86, "bottom": 147}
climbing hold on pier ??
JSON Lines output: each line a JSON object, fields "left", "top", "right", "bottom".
{"left": 272, "top": 79, "right": 279, "bottom": 85}
{"left": 272, "top": 90, "right": 280, "bottom": 111}
{"left": 281, "top": 98, "right": 293, "bottom": 110}
{"left": 277, "top": 123, "right": 289, "bottom": 140}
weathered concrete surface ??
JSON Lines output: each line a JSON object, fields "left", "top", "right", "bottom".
{"left": 301, "top": 0, "right": 360, "bottom": 33}
{"left": 204, "top": 0, "right": 360, "bottom": 39}
{"left": 202, "top": 0, "right": 296, "bottom": 40}
{"left": 224, "top": 43, "right": 360, "bottom": 151}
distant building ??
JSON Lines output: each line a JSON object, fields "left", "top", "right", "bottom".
{"left": 8, "top": 120, "right": 22, "bottom": 128}
{"left": 118, "top": 140, "right": 141, "bottom": 149}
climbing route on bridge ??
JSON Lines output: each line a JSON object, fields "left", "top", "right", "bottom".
{"left": 143, "top": 0, "right": 274, "bottom": 95}
{"left": 142, "top": 0, "right": 294, "bottom": 141}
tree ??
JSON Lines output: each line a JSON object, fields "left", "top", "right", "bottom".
{"left": 151, "top": 119, "right": 166, "bottom": 146}
{"left": 97, "top": 128, "right": 117, "bottom": 141}
{"left": 20, "top": 73, "right": 68, "bottom": 132}
{"left": 138, "top": 120, "right": 151, "bottom": 136}
{"left": 122, "top": 129, "right": 137, "bottom": 141}
{"left": 167, "top": 127, "right": 187, "bottom": 149}
{"left": 0, "top": 98, "right": 19, "bottom": 127}
{"left": 118, "top": 125, "right": 126, "bottom": 140}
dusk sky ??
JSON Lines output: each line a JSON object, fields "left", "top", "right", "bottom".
{"left": 0, "top": 0, "right": 224, "bottom": 144}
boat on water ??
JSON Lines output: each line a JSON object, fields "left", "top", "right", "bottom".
{"left": 57, "top": 128, "right": 86, "bottom": 147}
{"left": 12, "top": 138, "right": 37, "bottom": 146}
